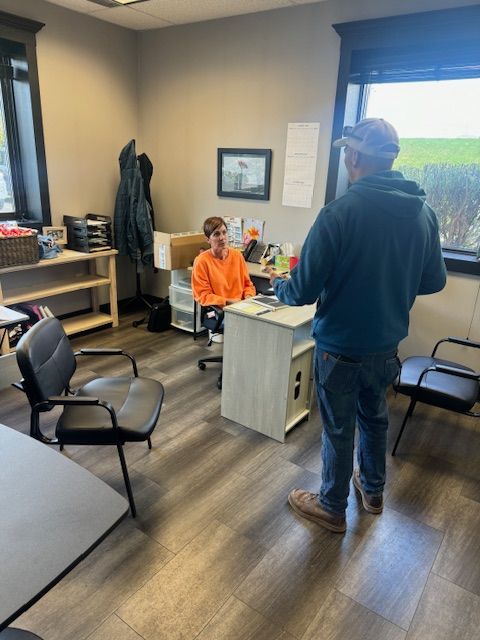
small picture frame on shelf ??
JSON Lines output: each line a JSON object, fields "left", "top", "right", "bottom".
{"left": 42, "top": 225, "right": 67, "bottom": 245}
{"left": 217, "top": 148, "right": 272, "bottom": 201}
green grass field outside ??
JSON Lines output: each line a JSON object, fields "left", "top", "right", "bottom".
{"left": 397, "top": 138, "right": 480, "bottom": 167}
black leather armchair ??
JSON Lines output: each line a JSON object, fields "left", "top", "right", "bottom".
{"left": 197, "top": 305, "right": 224, "bottom": 390}
{"left": 392, "top": 336, "right": 480, "bottom": 456}
{"left": 16, "top": 317, "right": 164, "bottom": 517}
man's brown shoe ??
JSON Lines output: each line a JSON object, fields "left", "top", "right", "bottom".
{"left": 353, "top": 469, "right": 383, "bottom": 514}
{"left": 288, "top": 489, "right": 346, "bottom": 533}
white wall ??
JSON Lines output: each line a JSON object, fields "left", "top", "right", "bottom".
{"left": 0, "top": 0, "right": 139, "bottom": 306}
{"left": 403, "top": 274, "right": 480, "bottom": 369}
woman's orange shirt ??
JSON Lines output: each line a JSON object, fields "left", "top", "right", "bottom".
{"left": 191, "top": 248, "right": 256, "bottom": 307}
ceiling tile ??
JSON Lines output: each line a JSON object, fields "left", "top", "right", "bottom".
{"left": 92, "top": 5, "right": 172, "bottom": 29}
{"left": 43, "top": 0, "right": 102, "bottom": 13}
{"left": 43, "top": 0, "right": 327, "bottom": 30}
{"left": 132, "top": 0, "right": 293, "bottom": 25}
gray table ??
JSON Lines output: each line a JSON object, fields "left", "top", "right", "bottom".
{"left": 0, "top": 425, "right": 128, "bottom": 639}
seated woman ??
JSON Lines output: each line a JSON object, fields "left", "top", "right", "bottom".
{"left": 192, "top": 216, "right": 256, "bottom": 308}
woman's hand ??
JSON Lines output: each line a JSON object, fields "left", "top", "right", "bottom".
{"left": 226, "top": 298, "right": 241, "bottom": 305}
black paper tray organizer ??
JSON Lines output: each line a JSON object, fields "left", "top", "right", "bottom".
{"left": 63, "top": 213, "right": 112, "bottom": 252}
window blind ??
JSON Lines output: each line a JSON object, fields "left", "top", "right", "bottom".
{"left": 349, "top": 41, "right": 480, "bottom": 84}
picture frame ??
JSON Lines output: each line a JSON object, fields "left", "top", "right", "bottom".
{"left": 42, "top": 225, "right": 67, "bottom": 245}
{"left": 217, "top": 148, "right": 272, "bottom": 200}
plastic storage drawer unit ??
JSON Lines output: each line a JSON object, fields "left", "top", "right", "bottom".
{"left": 169, "top": 284, "right": 194, "bottom": 312}
{"left": 171, "top": 306, "right": 201, "bottom": 333}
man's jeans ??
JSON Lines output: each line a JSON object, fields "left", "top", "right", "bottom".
{"left": 315, "top": 348, "right": 401, "bottom": 516}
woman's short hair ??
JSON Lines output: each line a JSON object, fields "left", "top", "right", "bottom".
{"left": 203, "top": 216, "right": 226, "bottom": 238}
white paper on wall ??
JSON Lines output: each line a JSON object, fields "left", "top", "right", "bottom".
{"left": 282, "top": 122, "right": 320, "bottom": 208}
{"left": 224, "top": 216, "right": 243, "bottom": 246}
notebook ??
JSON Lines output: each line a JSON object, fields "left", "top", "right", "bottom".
{"left": 250, "top": 295, "right": 287, "bottom": 311}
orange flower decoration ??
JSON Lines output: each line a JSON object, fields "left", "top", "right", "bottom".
{"left": 246, "top": 226, "right": 259, "bottom": 240}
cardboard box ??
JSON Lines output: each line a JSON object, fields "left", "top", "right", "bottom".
{"left": 154, "top": 231, "right": 208, "bottom": 270}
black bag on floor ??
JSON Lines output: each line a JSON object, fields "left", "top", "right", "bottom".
{"left": 147, "top": 297, "right": 171, "bottom": 332}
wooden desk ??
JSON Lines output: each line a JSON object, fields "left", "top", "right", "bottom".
{"left": 0, "top": 425, "right": 128, "bottom": 639}
{"left": 221, "top": 301, "right": 315, "bottom": 442}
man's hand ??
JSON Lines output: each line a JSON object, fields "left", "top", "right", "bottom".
{"left": 265, "top": 266, "right": 288, "bottom": 286}
{"left": 226, "top": 298, "right": 241, "bottom": 305}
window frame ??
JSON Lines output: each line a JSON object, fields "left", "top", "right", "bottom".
{"left": 0, "top": 10, "right": 50, "bottom": 229}
{"left": 0, "top": 53, "right": 27, "bottom": 216}
{"left": 326, "top": 5, "right": 480, "bottom": 276}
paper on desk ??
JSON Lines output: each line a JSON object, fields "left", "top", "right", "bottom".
{"left": 235, "top": 301, "right": 268, "bottom": 315}
{"left": 282, "top": 122, "right": 320, "bottom": 208}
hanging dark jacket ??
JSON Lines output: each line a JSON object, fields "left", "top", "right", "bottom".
{"left": 138, "top": 152, "right": 155, "bottom": 230}
{"left": 114, "top": 140, "right": 153, "bottom": 271}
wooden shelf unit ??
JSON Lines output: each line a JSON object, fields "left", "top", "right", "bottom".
{"left": 0, "top": 249, "right": 118, "bottom": 355}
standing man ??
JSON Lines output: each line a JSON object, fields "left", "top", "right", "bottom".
{"left": 269, "top": 118, "right": 446, "bottom": 533}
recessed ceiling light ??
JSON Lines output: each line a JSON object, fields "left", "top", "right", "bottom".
{"left": 86, "top": 0, "right": 150, "bottom": 6}
{"left": 112, "top": 0, "right": 149, "bottom": 5}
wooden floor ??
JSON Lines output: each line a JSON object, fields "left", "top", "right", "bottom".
{"left": 1, "top": 311, "right": 480, "bottom": 640}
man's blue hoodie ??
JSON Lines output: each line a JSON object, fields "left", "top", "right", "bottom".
{"left": 274, "top": 170, "right": 447, "bottom": 355}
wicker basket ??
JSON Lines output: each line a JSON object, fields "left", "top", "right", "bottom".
{"left": 0, "top": 231, "right": 39, "bottom": 268}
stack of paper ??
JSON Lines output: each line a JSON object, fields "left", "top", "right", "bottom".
{"left": 250, "top": 295, "right": 287, "bottom": 311}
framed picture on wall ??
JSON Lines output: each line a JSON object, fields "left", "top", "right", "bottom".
{"left": 42, "top": 225, "right": 67, "bottom": 245}
{"left": 217, "top": 148, "right": 272, "bottom": 200}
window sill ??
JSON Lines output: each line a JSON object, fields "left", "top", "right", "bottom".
{"left": 443, "top": 250, "right": 480, "bottom": 276}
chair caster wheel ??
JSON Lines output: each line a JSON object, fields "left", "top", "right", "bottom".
{"left": 198, "top": 362, "right": 206, "bottom": 370}
{"left": 133, "top": 321, "right": 141, "bottom": 328}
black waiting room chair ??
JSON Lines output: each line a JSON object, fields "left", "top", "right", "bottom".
{"left": 15, "top": 317, "right": 164, "bottom": 517}
{"left": 197, "top": 305, "right": 224, "bottom": 390}
{"left": 392, "top": 336, "right": 480, "bottom": 456}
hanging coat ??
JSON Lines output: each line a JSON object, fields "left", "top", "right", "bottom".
{"left": 138, "top": 152, "right": 155, "bottom": 230}
{"left": 114, "top": 140, "right": 154, "bottom": 272}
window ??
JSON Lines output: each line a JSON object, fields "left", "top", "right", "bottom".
{"left": 327, "top": 5, "right": 480, "bottom": 275}
{"left": 0, "top": 11, "right": 51, "bottom": 228}
{"left": 364, "top": 79, "right": 480, "bottom": 254}
{"left": 0, "top": 71, "right": 15, "bottom": 215}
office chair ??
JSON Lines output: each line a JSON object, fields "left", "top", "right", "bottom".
{"left": 197, "top": 305, "right": 224, "bottom": 390}
{"left": 16, "top": 317, "right": 164, "bottom": 517}
{"left": 392, "top": 336, "right": 480, "bottom": 456}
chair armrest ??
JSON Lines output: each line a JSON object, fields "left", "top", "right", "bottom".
{"left": 200, "top": 305, "right": 224, "bottom": 334}
{"left": 210, "top": 305, "right": 224, "bottom": 316}
{"left": 432, "top": 336, "right": 480, "bottom": 356}
{"left": 446, "top": 337, "right": 480, "bottom": 349}
{"left": 74, "top": 349, "right": 138, "bottom": 377}
{"left": 30, "top": 393, "right": 120, "bottom": 443}
{"left": 33, "top": 396, "right": 119, "bottom": 432}
{"left": 431, "top": 364, "right": 480, "bottom": 380}
{"left": 201, "top": 305, "right": 224, "bottom": 319}
{"left": 77, "top": 348, "right": 124, "bottom": 355}
{"left": 47, "top": 395, "right": 101, "bottom": 405}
